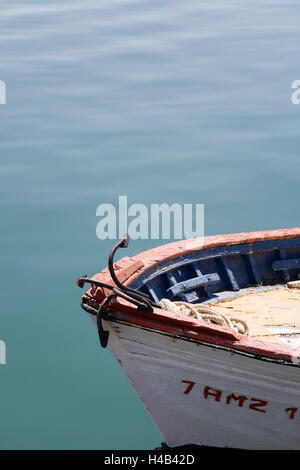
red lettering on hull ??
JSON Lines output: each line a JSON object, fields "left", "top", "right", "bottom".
{"left": 226, "top": 393, "right": 248, "bottom": 407}
{"left": 203, "top": 386, "right": 222, "bottom": 402}
{"left": 180, "top": 379, "right": 298, "bottom": 420}
{"left": 182, "top": 380, "right": 196, "bottom": 395}
{"left": 249, "top": 398, "right": 268, "bottom": 413}
{"left": 286, "top": 407, "right": 298, "bottom": 420}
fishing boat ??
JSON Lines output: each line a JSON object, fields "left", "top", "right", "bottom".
{"left": 77, "top": 228, "right": 300, "bottom": 450}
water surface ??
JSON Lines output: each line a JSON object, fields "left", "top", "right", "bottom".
{"left": 0, "top": 0, "right": 299, "bottom": 449}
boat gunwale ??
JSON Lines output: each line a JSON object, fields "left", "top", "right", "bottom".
{"left": 82, "top": 294, "right": 300, "bottom": 366}
{"left": 104, "top": 313, "right": 300, "bottom": 368}
{"left": 125, "top": 227, "right": 300, "bottom": 287}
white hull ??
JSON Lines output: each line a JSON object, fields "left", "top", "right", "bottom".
{"left": 89, "top": 314, "right": 300, "bottom": 449}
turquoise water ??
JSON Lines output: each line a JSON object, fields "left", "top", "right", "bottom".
{"left": 0, "top": 0, "right": 299, "bottom": 449}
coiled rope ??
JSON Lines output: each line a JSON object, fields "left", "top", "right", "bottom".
{"left": 158, "top": 298, "right": 249, "bottom": 336}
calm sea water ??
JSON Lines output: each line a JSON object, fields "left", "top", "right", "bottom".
{"left": 0, "top": 0, "right": 299, "bottom": 449}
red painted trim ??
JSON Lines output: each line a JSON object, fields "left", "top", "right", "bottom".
{"left": 92, "top": 298, "right": 298, "bottom": 363}
{"left": 83, "top": 228, "right": 300, "bottom": 363}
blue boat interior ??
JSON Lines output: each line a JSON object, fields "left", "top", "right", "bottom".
{"left": 130, "top": 237, "right": 300, "bottom": 305}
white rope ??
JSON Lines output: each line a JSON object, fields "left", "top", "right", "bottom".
{"left": 287, "top": 280, "right": 300, "bottom": 289}
{"left": 159, "top": 298, "right": 249, "bottom": 336}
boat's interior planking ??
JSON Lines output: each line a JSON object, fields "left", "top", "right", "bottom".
{"left": 132, "top": 237, "right": 300, "bottom": 304}
{"left": 130, "top": 237, "right": 300, "bottom": 345}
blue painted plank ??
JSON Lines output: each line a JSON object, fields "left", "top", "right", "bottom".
{"left": 166, "top": 271, "right": 190, "bottom": 301}
{"left": 192, "top": 263, "right": 210, "bottom": 298}
{"left": 132, "top": 237, "right": 300, "bottom": 292}
{"left": 278, "top": 249, "right": 290, "bottom": 282}
{"left": 272, "top": 258, "right": 300, "bottom": 271}
{"left": 146, "top": 286, "right": 160, "bottom": 303}
{"left": 219, "top": 257, "right": 239, "bottom": 291}
{"left": 167, "top": 273, "right": 220, "bottom": 298}
{"left": 247, "top": 254, "right": 262, "bottom": 285}
{"left": 166, "top": 271, "right": 177, "bottom": 286}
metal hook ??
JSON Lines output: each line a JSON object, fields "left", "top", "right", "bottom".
{"left": 96, "top": 294, "right": 116, "bottom": 348}
{"left": 77, "top": 236, "right": 162, "bottom": 348}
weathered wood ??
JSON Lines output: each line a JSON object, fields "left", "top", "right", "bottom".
{"left": 219, "top": 257, "right": 239, "bottom": 291}
{"left": 247, "top": 253, "right": 262, "bottom": 285}
{"left": 167, "top": 272, "right": 220, "bottom": 297}
{"left": 272, "top": 258, "right": 300, "bottom": 271}
{"left": 277, "top": 249, "right": 290, "bottom": 282}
